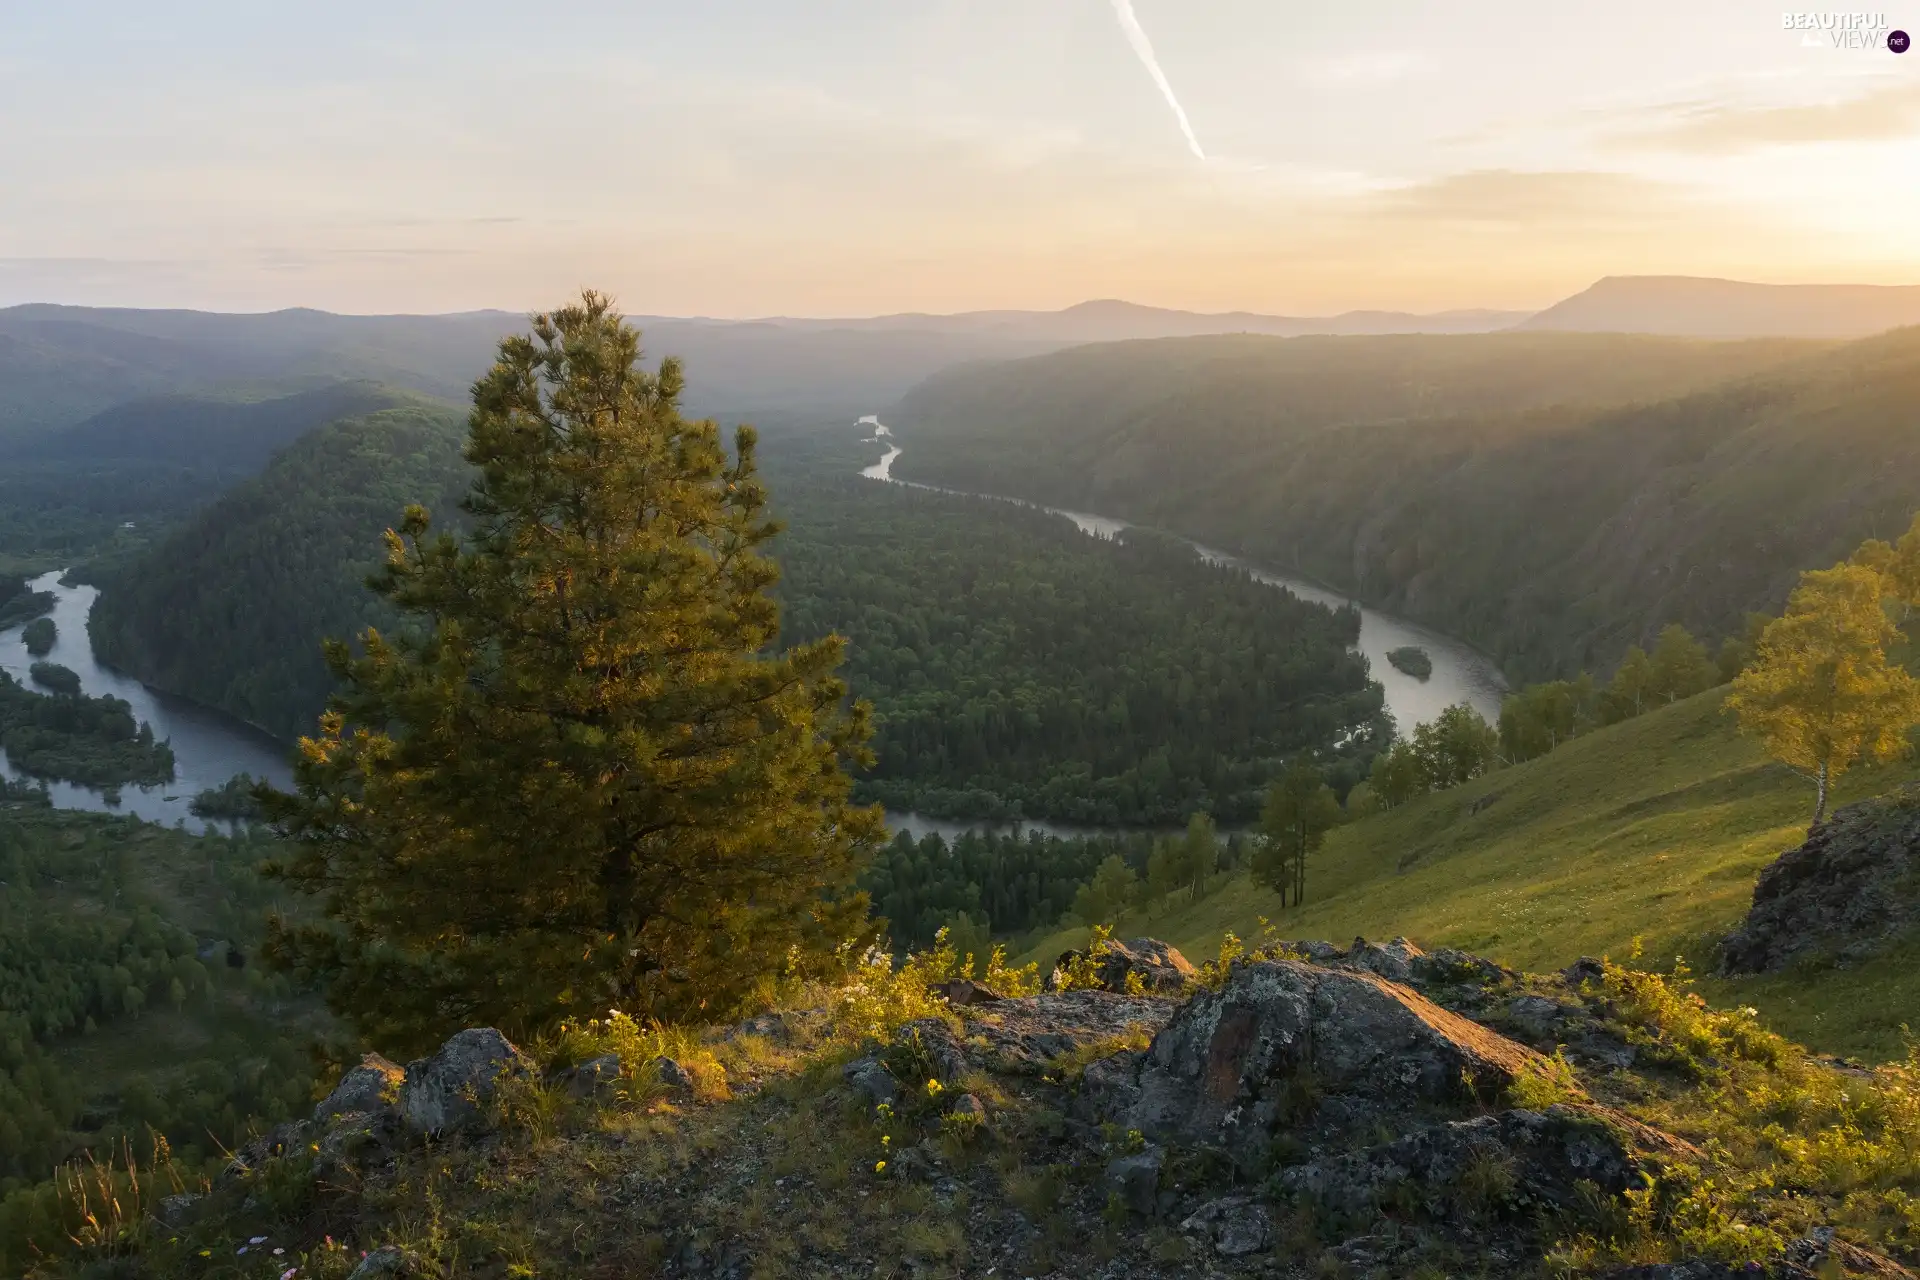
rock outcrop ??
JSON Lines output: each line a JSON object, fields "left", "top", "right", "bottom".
{"left": 1722, "top": 791, "right": 1920, "bottom": 974}
{"left": 1099, "top": 959, "right": 1544, "bottom": 1156}
{"left": 399, "top": 1028, "right": 532, "bottom": 1135}
{"left": 1046, "top": 936, "right": 1196, "bottom": 993}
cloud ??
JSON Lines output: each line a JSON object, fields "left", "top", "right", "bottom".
{"left": 1610, "top": 79, "right": 1920, "bottom": 152}
{"left": 1367, "top": 169, "right": 1686, "bottom": 226}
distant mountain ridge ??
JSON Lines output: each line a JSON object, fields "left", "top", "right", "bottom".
{"left": 1521, "top": 276, "right": 1920, "bottom": 339}
{"left": 733, "top": 298, "right": 1532, "bottom": 343}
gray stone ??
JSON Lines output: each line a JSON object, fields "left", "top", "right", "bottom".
{"left": 1179, "top": 1196, "right": 1270, "bottom": 1256}
{"left": 1104, "top": 1145, "right": 1164, "bottom": 1215}
{"left": 1279, "top": 1104, "right": 1695, "bottom": 1221}
{"left": 1722, "top": 791, "right": 1920, "bottom": 974}
{"left": 399, "top": 1028, "right": 532, "bottom": 1135}
{"left": 1344, "top": 935, "right": 1424, "bottom": 983}
{"left": 314, "top": 1053, "right": 405, "bottom": 1121}
{"left": 348, "top": 1245, "right": 409, "bottom": 1278}
{"left": 653, "top": 1056, "right": 694, "bottom": 1092}
{"left": 953, "top": 990, "right": 1175, "bottom": 1077}
{"left": 1505, "top": 994, "right": 1574, "bottom": 1039}
{"left": 948, "top": 1092, "right": 987, "bottom": 1122}
{"left": 1120, "top": 959, "right": 1545, "bottom": 1153}
{"left": 891, "top": 1017, "right": 971, "bottom": 1083}
{"left": 1046, "top": 936, "right": 1195, "bottom": 994}
{"left": 562, "top": 1053, "right": 623, "bottom": 1099}
{"left": 843, "top": 1056, "right": 896, "bottom": 1107}
{"left": 155, "top": 1192, "right": 202, "bottom": 1227}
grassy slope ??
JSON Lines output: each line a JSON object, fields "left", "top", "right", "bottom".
{"left": 1018, "top": 690, "right": 1920, "bottom": 1061}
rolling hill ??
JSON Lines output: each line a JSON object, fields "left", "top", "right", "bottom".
{"left": 1522, "top": 275, "right": 1920, "bottom": 338}
{"left": 87, "top": 403, "right": 473, "bottom": 737}
{"left": 891, "top": 326, "right": 1920, "bottom": 681}
{"left": 1018, "top": 687, "right": 1920, "bottom": 1061}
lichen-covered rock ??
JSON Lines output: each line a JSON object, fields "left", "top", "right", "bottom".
{"left": 348, "top": 1244, "right": 411, "bottom": 1278}
{"left": 1047, "top": 937, "right": 1196, "bottom": 993}
{"left": 1117, "top": 959, "right": 1545, "bottom": 1152}
{"left": 1179, "top": 1195, "right": 1270, "bottom": 1256}
{"left": 1279, "top": 1104, "right": 1687, "bottom": 1222}
{"left": 399, "top": 1028, "right": 531, "bottom": 1135}
{"left": 1722, "top": 792, "right": 1920, "bottom": 974}
{"left": 958, "top": 989, "right": 1174, "bottom": 1076}
{"left": 843, "top": 1056, "right": 896, "bottom": 1107}
{"left": 1342, "top": 935, "right": 1425, "bottom": 983}
{"left": 562, "top": 1053, "right": 623, "bottom": 1099}
{"left": 155, "top": 1192, "right": 202, "bottom": 1227}
{"left": 931, "top": 977, "right": 1005, "bottom": 1007}
{"left": 1105, "top": 1145, "right": 1164, "bottom": 1215}
{"left": 890, "top": 1017, "right": 971, "bottom": 1083}
{"left": 315, "top": 1053, "right": 405, "bottom": 1121}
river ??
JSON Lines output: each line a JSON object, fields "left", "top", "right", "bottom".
{"left": 858, "top": 417, "right": 1508, "bottom": 736}
{"left": 0, "top": 570, "right": 292, "bottom": 832}
{"left": 0, "top": 428, "right": 1506, "bottom": 843}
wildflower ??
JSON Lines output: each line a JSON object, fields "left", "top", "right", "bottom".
{"left": 926, "top": 1078, "right": 944, "bottom": 1096}
{"left": 251, "top": 1236, "right": 269, "bottom": 1245}
{"left": 282, "top": 1270, "right": 299, "bottom": 1280}
{"left": 874, "top": 1160, "right": 887, "bottom": 1173}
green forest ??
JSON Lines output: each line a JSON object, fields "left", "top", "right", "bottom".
{"left": 0, "top": 672, "right": 174, "bottom": 788}
{"left": 894, "top": 327, "right": 1920, "bottom": 682}
{"left": 0, "top": 797, "right": 314, "bottom": 1205}
{"left": 88, "top": 403, "right": 475, "bottom": 737}
{"left": 89, "top": 419, "right": 1385, "bottom": 822}
{"left": 776, "top": 476, "right": 1381, "bottom": 821}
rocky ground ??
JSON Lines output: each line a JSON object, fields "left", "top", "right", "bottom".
{"left": 50, "top": 936, "right": 1920, "bottom": 1280}
{"left": 1722, "top": 787, "right": 1920, "bottom": 975}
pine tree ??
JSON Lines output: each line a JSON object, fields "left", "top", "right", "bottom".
{"left": 260, "top": 293, "right": 882, "bottom": 1051}
{"left": 1726, "top": 563, "right": 1920, "bottom": 825}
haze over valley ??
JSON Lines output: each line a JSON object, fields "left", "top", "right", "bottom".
{"left": 6, "top": 5, "right": 1920, "bottom": 1276}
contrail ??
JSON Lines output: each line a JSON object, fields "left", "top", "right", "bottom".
{"left": 1108, "top": 0, "right": 1205, "bottom": 160}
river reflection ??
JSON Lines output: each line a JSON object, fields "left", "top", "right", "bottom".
{"left": 855, "top": 419, "right": 1508, "bottom": 732}
{"left": 0, "top": 570, "right": 293, "bottom": 832}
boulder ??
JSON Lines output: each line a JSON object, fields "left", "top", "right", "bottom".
{"left": 315, "top": 1053, "right": 405, "bottom": 1121}
{"left": 155, "top": 1192, "right": 203, "bottom": 1228}
{"left": 947, "top": 1092, "right": 987, "bottom": 1123}
{"left": 1722, "top": 792, "right": 1920, "bottom": 974}
{"left": 1118, "top": 959, "right": 1545, "bottom": 1153}
{"left": 843, "top": 1056, "right": 896, "bottom": 1108}
{"left": 1104, "top": 1145, "right": 1164, "bottom": 1215}
{"left": 399, "top": 1028, "right": 532, "bottom": 1135}
{"left": 1179, "top": 1196, "right": 1271, "bottom": 1257}
{"left": 1343, "top": 935, "right": 1424, "bottom": 983}
{"left": 931, "top": 977, "right": 1005, "bottom": 1007}
{"left": 348, "top": 1245, "right": 411, "bottom": 1278}
{"left": 562, "top": 1053, "right": 623, "bottom": 1099}
{"left": 1279, "top": 1104, "right": 1684, "bottom": 1221}
{"left": 1047, "top": 937, "right": 1195, "bottom": 994}
{"left": 957, "top": 990, "right": 1175, "bottom": 1077}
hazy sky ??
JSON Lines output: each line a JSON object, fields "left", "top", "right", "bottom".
{"left": 3, "top": 1, "right": 1917, "bottom": 315}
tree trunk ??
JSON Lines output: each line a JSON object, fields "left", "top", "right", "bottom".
{"left": 1811, "top": 759, "right": 1830, "bottom": 826}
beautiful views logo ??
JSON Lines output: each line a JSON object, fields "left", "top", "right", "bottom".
{"left": 1780, "top": 12, "right": 1910, "bottom": 49}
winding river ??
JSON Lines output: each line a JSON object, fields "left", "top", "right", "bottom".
{"left": 0, "top": 425, "right": 1506, "bottom": 841}
{"left": 0, "top": 570, "right": 292, "bottom": 832}
{"left": 858, "top": 417, "right": 1508, "bottom": 736}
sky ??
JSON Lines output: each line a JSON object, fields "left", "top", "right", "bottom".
{"left": 2, "top": 1, "right": 1917, "bottom": 316}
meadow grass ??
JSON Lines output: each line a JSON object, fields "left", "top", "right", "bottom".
{"left": 1019, "top": 690, "right": 1920, "bottom": 1060}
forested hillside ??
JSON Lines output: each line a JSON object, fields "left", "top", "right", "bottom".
{"left": 0, "top": 383, "right": 417, "bottom": 571}
{"left": 89, "top": 404, "right": 472, "bottom": 737}
{"left": 90, "top": 425, "right": 1382, "bottom": 819}
{"left": 778, "top": 476, "right": 1380, "bottom": 821}
{"left": 894, "top": 327, "right": 1920, "bottom": 680}
{"left": 0, "top": 793, "right": 315, "bottom": 1195}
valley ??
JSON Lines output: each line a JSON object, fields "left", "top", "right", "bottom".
{"left": 3, "top": 289, "right": 1920, "bottom": 1278}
